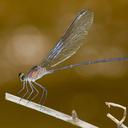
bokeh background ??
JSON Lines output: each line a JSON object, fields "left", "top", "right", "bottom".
{"left": 0, "top": 0, "right": 128, "bottom": 127}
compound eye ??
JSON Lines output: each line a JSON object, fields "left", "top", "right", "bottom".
{"left": 21, "top": 75, "right": 25, "bottom": 81}
{"left": 18, "top": 72, "right": 25, "bottom": 81}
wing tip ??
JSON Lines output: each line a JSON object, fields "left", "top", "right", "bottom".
{"left": 78, "top": 9, "right": 94, "bottom": 19}
{"left": 77, "top": 9, "right": 94, "bottom": 27}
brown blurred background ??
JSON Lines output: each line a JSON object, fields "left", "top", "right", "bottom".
{"left": 0, "top": 0, "right": 128, "bottom": 128}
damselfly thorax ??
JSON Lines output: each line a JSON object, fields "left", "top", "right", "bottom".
{"left": 27, "top": 66, "right": 51, "bottom": 82}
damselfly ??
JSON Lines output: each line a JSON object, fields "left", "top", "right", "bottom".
{"left": 18, "top": 10, "right": 128, "bottom": 104}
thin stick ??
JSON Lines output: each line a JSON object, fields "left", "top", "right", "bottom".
{"left": 5, "top": 93, "right": 98, "bottom": 128}
{"left": 107, "top": 114, "right": 127, "bottom": 128}
{"left": 105, "top": 102, "right": 127, "bottom": 128}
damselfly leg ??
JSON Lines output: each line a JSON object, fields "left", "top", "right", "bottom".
{"left": 17, "top": 81, "right": 26, "bottom": 94}
{"left": 17, "top": 81, "right": 29, "bottom": 102}
{"left": 30, "top": 82, "right": 39, "bottom": 101}
{"left": 33, "top": 81, "right": 47, "bottom": 105}
{"left": 26, "top": 82, "right": 39, "bottom": 101}
{"left": 17, "top": 80, "right": 47, "bottom": 105}
{"left": 21, "top": 81, "right": 29, "bottom": 98}
{"left": 26, "top": 81, "right": 34, "bottom": 100}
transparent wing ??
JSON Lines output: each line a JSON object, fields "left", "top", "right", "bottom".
{"left": 40, "top": 10, "right": 94, "bottom": 69}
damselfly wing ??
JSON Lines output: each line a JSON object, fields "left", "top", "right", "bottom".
{"left": 41, "top": 10, "right": 94, "bottom": 69}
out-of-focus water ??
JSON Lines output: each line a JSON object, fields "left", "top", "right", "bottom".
{"left": 0, "top": 0, "right": 128, "bottom": 128}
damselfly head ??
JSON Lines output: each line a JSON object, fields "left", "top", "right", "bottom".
{"left": 18, "top": 72, "right": 26, "bottom": 82}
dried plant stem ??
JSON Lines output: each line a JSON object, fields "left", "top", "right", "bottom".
{"left": 105, "top": 102, "right": 127, "bottom": 128}
{"left": 5, "top": 93, "right": 98, "bottom": 128}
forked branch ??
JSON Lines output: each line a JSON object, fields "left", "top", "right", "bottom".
{"left": 105, "top": 102, "right": 127, "bottom": 128}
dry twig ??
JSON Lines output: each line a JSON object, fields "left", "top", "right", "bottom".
{"left": 105, "top": 102, "right": 127, "bottom": 128}
{"left": 5, "top": 93, "right": 98, "bottom": 128}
